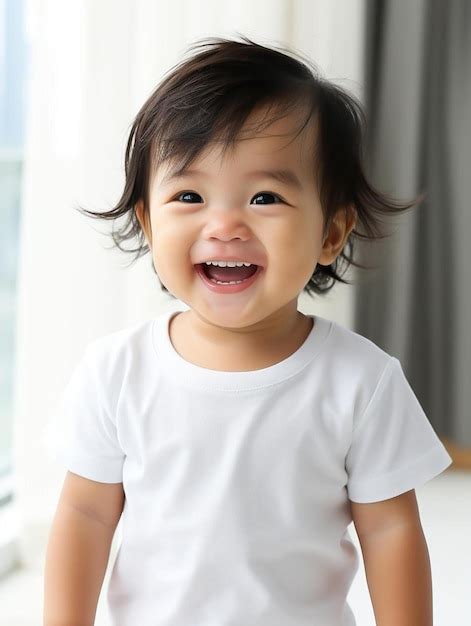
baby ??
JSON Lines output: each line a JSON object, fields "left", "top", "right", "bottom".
{"left": 43, "top": 35, "right": 453, "bottom": 626}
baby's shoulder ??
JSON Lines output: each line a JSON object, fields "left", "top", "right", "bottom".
{"left": 325, "top": 318, "right": 393, "bottom": 368}
{"left": 85, "top": 317, "right": 155, "bottom": 371}
{"left": 318, "top": 317, "right": 396, "bottom": 399}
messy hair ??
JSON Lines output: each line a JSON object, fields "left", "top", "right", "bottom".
{"left": 76, "top": 34, "right": 425, "bottom": 297}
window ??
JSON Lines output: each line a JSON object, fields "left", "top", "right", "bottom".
{"left": 0, "top": 0, "right": 29, "bottom": 575}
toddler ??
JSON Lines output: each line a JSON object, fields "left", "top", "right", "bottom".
{"left": 44, "top": 35, "right": 453, "bottom": 626}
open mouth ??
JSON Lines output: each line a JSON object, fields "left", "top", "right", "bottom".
{"left": 194, "top": 263, "right": 263, "bottom": 293}
{"left": 197, "top": 262, "right": 259, "bottom": 284}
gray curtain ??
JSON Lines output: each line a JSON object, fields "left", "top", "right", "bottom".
{"left": 355, "top": 0, "right": 471, "bottom": 446}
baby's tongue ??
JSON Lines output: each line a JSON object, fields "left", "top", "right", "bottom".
{"left": 204, "top": 264, "right": 258, "bottom": 281}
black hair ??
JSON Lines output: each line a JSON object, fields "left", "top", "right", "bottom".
{"left": 76, "top": 33, "right": 425, "bottom": 297}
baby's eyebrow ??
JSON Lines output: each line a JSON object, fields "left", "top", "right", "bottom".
{"left": 159, "top": 166, "right": 303, "bottom": 190}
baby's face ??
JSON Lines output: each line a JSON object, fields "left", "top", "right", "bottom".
{"left": 137, "top": 107, "right": 339, "bottom": 328}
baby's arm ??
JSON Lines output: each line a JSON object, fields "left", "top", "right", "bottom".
{"left": 351, "top": 489, "right": 433, "bottom": 626}
{"left": 43, "top": 471, "right": 124, "bottom": 626}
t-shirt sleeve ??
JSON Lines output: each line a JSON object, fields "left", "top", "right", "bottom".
{"left": 45, "top": 343, "right": 125, "bottom": 483}
{"left": 345, "top": 356, "right": 453, "bottom": 503}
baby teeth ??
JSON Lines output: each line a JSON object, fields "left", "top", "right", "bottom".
{"left": 210, "top": 278, "right": 245, "bottom": 285}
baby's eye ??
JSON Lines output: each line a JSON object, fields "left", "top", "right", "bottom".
{"left": 251, "top": 192, "right": 282, "bottom": 205}
{"left": 175, "top": 191, "right": 203, "bottom": 203}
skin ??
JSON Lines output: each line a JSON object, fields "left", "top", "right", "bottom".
{"left": 135, "top": 105, "right": 357, "bottom": 371}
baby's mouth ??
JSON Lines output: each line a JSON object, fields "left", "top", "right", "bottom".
{"left": 196, "top": 263, "right": 259, "bottom": 283}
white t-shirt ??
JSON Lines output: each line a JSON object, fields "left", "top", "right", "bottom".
{"left": 48, "top": 309, "right": 453, "bottom": 626}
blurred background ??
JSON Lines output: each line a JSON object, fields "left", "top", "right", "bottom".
{"left": 1, "top": 0, "right": 470, "bottom": 624}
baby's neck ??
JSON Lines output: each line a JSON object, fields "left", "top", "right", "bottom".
{"left": 168, "top": 311, "right": 313, "bottom": 372}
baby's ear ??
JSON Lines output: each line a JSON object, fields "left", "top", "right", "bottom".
{"left": 318, "top": 206, "right": 357, "bottom": 265}
{"left": 135, "top": 200, "right": 152, "bottom": 248}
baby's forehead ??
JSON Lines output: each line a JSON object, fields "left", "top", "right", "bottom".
{"left": 152, "top": 115, "right": 319, "bottom": 188}
{"left": 153, "top": 155, "right": 317, "bottom": 196}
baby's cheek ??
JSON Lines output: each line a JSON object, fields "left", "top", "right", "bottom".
{"left": 268, "top": 257, "right": 300, "bottom": 289}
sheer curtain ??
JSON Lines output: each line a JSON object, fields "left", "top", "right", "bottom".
{"left": 12, "top": 0, "right": 365, "bottom": 566}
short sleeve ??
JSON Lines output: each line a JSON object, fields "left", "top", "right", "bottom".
{"left": 43, "top": 343, "right": 125, "bottom": 483}
{"left": 346, "top": 357, "right": 453, "bottom": 503}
